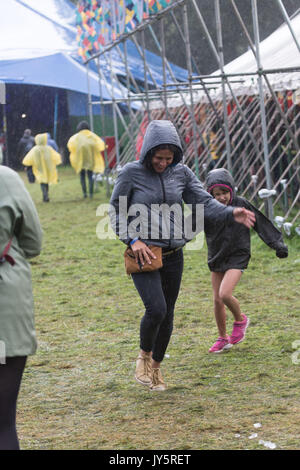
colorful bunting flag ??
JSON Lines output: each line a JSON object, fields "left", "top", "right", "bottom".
{"left": 76, "top": 0, "right": 174, "bottom": 60}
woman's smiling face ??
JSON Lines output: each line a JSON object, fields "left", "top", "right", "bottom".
{"left": 151, "top": 149, "right": 174, "bottom": 173}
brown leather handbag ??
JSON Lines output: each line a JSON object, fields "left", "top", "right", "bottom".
{"left": 124, "top": 245, "right": 163, "bottom": 275}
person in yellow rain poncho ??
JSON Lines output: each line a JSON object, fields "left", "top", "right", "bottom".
{"left": 23, "top": 133, "right": 62, "bottom": 202}
{"left": 67, "top": 121, "right": 105, "bottom": 198}
{"left": 204, "top": 130, "right": 220, "bottom": 172}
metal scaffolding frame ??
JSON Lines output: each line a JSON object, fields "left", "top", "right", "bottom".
{"left": 83, "top": 0, "right": 300, "bottom": 232}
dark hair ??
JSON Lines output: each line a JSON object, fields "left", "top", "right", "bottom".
{"left": 76, "top": 121, "right": 90, "bottom": 132}
{"left": 144, "top": 144, "right": 181, "bottom": 170}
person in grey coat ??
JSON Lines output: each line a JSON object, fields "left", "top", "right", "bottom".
{"left": 0, "top": 166, "right": 43, "bottom": 449}
{"left": 205, "top": 168, "right": 288, "bottom": 354}
{"left": 109, "top": 120, "right": 255, "bottom": 391}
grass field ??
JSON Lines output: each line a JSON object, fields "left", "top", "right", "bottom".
{"left": 17, "top": 166, "right": 300, "bottom": 450}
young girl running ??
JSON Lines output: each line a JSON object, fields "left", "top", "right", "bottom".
{"left": 205, "top": 168, "right": 288, "bottom": 353}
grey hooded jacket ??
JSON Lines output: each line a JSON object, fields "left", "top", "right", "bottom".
{"left": 205, "top": 168, "right": 288, "bottom": 271}
{"left": 109, "top": 120, "right": 234, "bottom": 249}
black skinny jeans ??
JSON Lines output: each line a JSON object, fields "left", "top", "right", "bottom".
{"left": 0, "top": 356, "right": 27, "bottom": 450}
{"left": 132, "top": 249, "right": 183, "bottom": 363}
{"left": 40, "top": 183, "right": 49, "bottom": 202}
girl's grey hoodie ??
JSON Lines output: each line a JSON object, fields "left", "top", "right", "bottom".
{"left": 205, "top": 168, "right": 288, "bottom": 271}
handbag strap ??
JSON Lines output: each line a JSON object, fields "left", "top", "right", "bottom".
{"left": 0, "top": 239, "right": 15, "bottom": 266}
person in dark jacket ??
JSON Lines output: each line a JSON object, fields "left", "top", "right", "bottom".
{"left": 109, "top": 120, "right": 255, "bottom": 390}
{"left": 17, "top": 129, "right": 35, "bottom": 182}
{"left": 205, "top": 168, "right": 288, "bottom": 354}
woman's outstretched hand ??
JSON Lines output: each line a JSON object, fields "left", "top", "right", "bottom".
{"left": 233, "top": 207, "right": 256, "bottom": 229}
{"left": 131, "top": 240, "right": 157, "bottom": 266}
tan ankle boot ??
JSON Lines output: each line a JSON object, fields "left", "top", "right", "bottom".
{"left": 150, "top": 368, "right": 167, "bottom": 391}
{"left": 135, "top": 355, "right": 152, "bottom": 386}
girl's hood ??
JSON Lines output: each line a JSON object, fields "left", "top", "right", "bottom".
{"left": 205, "top": 168, "right": 236, "bottom": 203}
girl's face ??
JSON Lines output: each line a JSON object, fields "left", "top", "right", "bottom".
{"left": 151, "top": 149, "right": 174, "bottom": 173}
{"left": 212, "top": 187, "right": 231, "bottom": 205}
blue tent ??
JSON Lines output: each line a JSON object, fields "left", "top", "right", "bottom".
{"left": 0, "top": 52, "right": 123, "bottom": 100}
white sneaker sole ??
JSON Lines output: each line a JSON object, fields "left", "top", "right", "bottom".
{"left": 135, "top": 375, "right": 152, "bottom": 387}
{"left": 150, "top": 385, "right": 167, "bottom": 391}
{"left": 209, "top": 343, "right": 233, "bottom": 354}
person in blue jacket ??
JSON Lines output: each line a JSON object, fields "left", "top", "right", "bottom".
{"left": 205, "top": 168, "right": 288, "bottom": 354}
{"left": 109, "top": 120, "right": 255, "bottom": 391}
{"left": 47, "top": 133, "right": 59, "bottom": 152}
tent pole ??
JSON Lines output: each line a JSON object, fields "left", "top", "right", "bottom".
{"left": 108, "top": 50, "right": 120, "bottom": 167}
{"left": 2, "top": 104, "right": 8, "bottom": 167}
{"left": 0, "top": 81, "right": 8, "bottom": 166}
{"left": 158, "top": 17, "right": 181, "bottom": 126}
{"left": 53, "top": 90, "right": 58, "bottom": 142}
{"left": 132, "top": 35, "right": 159, "bottom": 89}
{"left": 262, "top": 74, "right": 299, "bottom": 152}
{"left": 147, "top": 19, "right": 211, "bottom": 167}
{"left": 86, "top": 62, "right": 94, "bottom": 132}
{"left": 170, "top": 9, "right": 224, "bottom": 131}
{"left": 131, "top": 29, "right": 205, "bottom": 149}
{"left": 123, "top": 40, "right": 135, "bottom": 160}
{"left": 191, "top": 0, "right": 219, "bottom": 63}
{"left": 215, "top": 0, "right": 232, "bottom": 173}
{"left": 140, "top": 29, "right": 151, "bottom": 122}
{"left": 159, "top": 17, "right": 170, "bottom": 120}
{"left": 183, "top": 2, "right": 199, "bottom": 178}
{"left": 251, "top": 0, "right": 274, "bottom": 221}
{"left": 96, "top": 62, "right": 136, "bottom": 154}
{"left": 229, "top": 0, "right": 256, "bottom": 56}
{"left": 109, "top": 0, "right": 120, "bottom": 167}
{"left": 96, "top": 56, "right": 110, "bottom": 198}
{"left": 276, "top": 0, "right": 300, "bottom": 53}
{"left": 96, "top": 40, "right": 144, "bottom": 135}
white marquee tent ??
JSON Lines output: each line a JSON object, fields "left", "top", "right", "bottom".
{"left": 150, "top": 10, "right": 300, "bottom": 109}
{"left": 211, "top": 8, "right": 300, "bottom": 99}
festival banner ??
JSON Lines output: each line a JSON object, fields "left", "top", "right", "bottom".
{"left": 76, "top": 0, "right": 174, "bottom": 60}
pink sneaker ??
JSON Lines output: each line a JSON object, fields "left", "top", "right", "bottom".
{"left": 209, "top": 336, "right": 232, "bottom": 353}
{"left": 230, "top": 314, "right": 250, "bottom": 345}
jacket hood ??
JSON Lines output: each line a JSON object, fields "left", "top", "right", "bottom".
{"left": 205, "top": 168, "right": 236, "bottom": 203}
{"left": 139, "top": 120, "right": 183, "bottom": 165}
{"left": 35, "top": 133, "right": 48, "bottom": 146}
